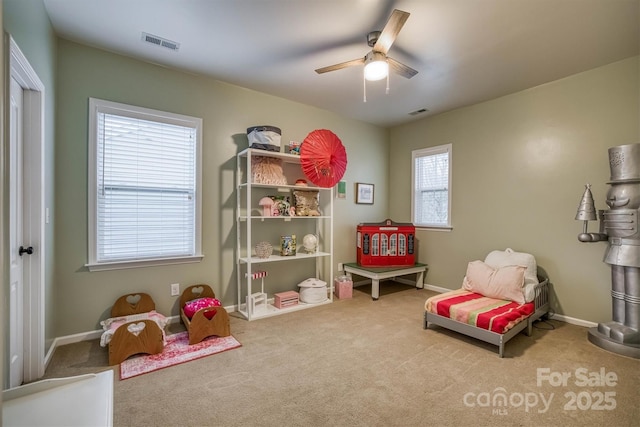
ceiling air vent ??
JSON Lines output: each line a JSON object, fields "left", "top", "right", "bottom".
{"left": 141, "top": 32, "right": 180, "bottom": 51}
{"left": 409, "top": 108, "right": 429, "bottom": 116}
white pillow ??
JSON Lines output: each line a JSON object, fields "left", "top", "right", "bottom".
{"left": 484, "top": 248, "right": 538, "bottom": 287}
{"left": 462, "top": 260, "right": 526, "bottom": 304}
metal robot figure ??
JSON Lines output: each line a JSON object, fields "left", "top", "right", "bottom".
{"left": 575, "top": 143, "right": 640, "bottom": 358}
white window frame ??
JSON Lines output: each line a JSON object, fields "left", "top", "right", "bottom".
{"left": 87, "top": 98, "right": 203, "bottom": 271}
{"left": 372, "top": 234, "right": 379, "bottom": 256}
{"left": 411, "top": 143, "right": 452, "bottom": 230}
{"left": 381, "top": 234, "right": 388, "bottom": 256}
{"left": 389, "top": 234, "right": 397, "bottom": 256}
{"left": 398, "top": 234, "right": 406, "bottom": 256}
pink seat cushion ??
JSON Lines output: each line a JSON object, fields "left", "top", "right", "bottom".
{"left": 183, "top": 297, "right": 221, "bottom": 320}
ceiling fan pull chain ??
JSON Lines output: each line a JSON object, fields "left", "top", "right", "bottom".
{"left": 363, "top": 73, "right": 367, "bottom": 102}
{"left": 386, "top": 73, "right": 390, "bottom": 94}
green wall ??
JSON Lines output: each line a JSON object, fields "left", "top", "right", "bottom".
{"left": 389, "top": 56, "right": 640, "bottom": 324}
{"left": 54, "top": 39, "right": 388, "bottom": 336}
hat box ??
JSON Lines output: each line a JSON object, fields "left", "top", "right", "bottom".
{"left": 297, "top": 278, "right": 328, "bottom": 304}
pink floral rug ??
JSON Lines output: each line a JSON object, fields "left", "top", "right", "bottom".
{"left": 120, "top": 332, "right": 241, "bottom": 380}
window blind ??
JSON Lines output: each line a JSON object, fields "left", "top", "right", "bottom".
{"left": 413, "top": 145, "right": 451, "bottom": 227}
{"left": 96, "top": 111, "right": 197, "bottom": 262}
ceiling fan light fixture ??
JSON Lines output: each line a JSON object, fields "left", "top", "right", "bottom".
{"left": 364, "top": 51, "right": 388, "bottom": 81}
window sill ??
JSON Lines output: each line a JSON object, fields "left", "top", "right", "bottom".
{"left": 86, "top": 255, "right": 204, "bottom": 272}
{"left": 415, "top": 225, "right": 453, "bottom": 232}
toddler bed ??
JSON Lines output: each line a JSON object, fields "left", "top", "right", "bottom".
{"left": 100, "top": 293, "right": 168, "bottom": 365}
{"left": 180, "top": 284, "right": 231, "bottom": 345}
{"left": 423, "top": 249, "right": 550, "bottom": 358}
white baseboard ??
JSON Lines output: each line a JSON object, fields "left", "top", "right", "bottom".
{"left": 423, "top": 283, "right": 452, "bottom": 293}
{"left": 394, "top": 277, "right": 423, "bottom": 287}
{"left": 548, "top": 313, "right": 597, "bottom": 328}
{"left": 45, "top": 331, "right": 103, "bottom": 367}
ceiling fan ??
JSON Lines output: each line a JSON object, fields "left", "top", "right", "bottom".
{"left": 315, "top": 9, "right": 418, "bottom": 85}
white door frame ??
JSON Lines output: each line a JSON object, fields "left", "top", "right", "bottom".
{"left": 9, "top": 74, "right": 25, "bottom": 388}
{"left": 8, "top": 35, "right": 45, "bottom": 383}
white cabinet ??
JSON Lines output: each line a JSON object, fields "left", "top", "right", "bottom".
{"left": 236, "top": 148, "right": 333, "bottom": 320}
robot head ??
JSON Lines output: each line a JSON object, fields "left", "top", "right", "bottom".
{"left": 608, "top": 143, "right": 640, "bottom": 184}
{"left": 607, "top": 143, "right": 640, "bottom": 210}
{"left": 606, "top": 183, "right": 640, "bottom": 209}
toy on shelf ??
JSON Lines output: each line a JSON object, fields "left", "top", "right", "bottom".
{"left": 245, "top": 271, "right": 268, "bottom": 316}
{"left": 258, "top": 196, "right": 293, "bottom": 217}
{"left": 302, "top": 234, "right": 318, "bottom": 253}
{"left": 280, "top": 235, "right": 296, "bottom": 256}
{"left": 259, "top": 197, "right": 275, "bottom": 216}
{"left": 255, "top": 241, "right": 273, "bottom": 258}
{"left": 274, "top": 290, "right": 299, "bottom": 308}
{"left": 289, "top": 141, "right": 301, "bottom": 155}
{"left": 251, "top": 155, "right": 287, "bottom": 185}
{"left": 293, "top": 190, "right": 320, "bottom": 216}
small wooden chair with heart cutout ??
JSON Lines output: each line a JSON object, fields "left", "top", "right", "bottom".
{"left": 180, "top": 284, "right": 231, "bottom": 345}
{"left": 100, "top": 293, "right": 168, "bottom": 365}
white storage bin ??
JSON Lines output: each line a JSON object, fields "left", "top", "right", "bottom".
{"left": 297, "top": 278, "right": 328, "bottom": 304}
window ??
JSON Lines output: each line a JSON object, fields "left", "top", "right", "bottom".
{"left": 87, "top": 98, "right": 203, "bottom": 271}
{"left": 371, "top": 234, "right": 379, "bottom": 256}
{"left": 398, "top": 234, "right": 406, "bottom": 256}
{"left": 412, "top": 144, "right": 452, "bottom": 229}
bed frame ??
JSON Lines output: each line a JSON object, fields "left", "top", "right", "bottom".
{"left": 423, "top": 273, "right": 550, "bottom": 358}
{"left": 180, "top": 284, "right": 231, "bottom": 345}
{"left": 108, "top": 293, "right": 165, "bottom": 365}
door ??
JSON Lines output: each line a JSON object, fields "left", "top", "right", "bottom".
{"left": 9, "top": 76, "right": 25, "bottom": 387}
{"left": 7, "top": 36, "right": 46, "bottom": 388}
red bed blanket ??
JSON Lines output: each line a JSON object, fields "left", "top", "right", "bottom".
{"left": 425, "top": 289, "right": 534, "bottom": 334}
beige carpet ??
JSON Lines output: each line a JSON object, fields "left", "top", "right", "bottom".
{"left": 45, "top": 282, "right": 640, "bottom": 427}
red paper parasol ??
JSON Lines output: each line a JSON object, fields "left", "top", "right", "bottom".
{"left": 300, "top": 129, "right": 347, "bottom": 188}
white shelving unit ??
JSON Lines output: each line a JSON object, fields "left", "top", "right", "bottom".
{"left": 236, "top": 148, "right": 333, "bottom": 320}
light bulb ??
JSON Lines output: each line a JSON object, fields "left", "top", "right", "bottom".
{"left": 364, "top": 51, "right": 388, "bottom": 81}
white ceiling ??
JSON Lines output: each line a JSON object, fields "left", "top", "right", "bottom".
{"left": 42, "top": 0, "right": 639, "bottom": 127}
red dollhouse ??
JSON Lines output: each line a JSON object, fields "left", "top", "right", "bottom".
{"left": 356, "top": 219, "right": 416, "bottom": 267}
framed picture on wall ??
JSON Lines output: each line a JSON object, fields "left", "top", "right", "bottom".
{"left": 356, "top": 183, "right": 374, "bottom": 204}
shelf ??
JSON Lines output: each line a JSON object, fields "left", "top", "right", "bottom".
{"left": 236, "top": 298, "right": 332, "bottom": 320}
{"left": 238, "top": 147, "right": 303, "bottom": 164}
{"left": 238, "top": 215, "right": 331, "bottom": 221}
{"left": 236, "top": 147, "right": 333, "bottom": 321}
{"left": 239, "top": 251, "right": 330, "bottom": 264}
{"left": 238, "top": 182, "right": 328, "bottom": 191}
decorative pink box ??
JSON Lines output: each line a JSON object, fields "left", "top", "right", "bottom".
{"left": 274, "top": 291, "right": 299, "bottom": 309}
{"left": 334, "top": 277, "right": 353, "bottom": 299}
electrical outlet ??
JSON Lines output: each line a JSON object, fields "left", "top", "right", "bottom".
{"left": 170, "top": 283, "right": 180, "bottom": 296}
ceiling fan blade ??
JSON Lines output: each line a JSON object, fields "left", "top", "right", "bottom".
{"left": 388, "top": 57, "right": 418, "bottom": 79}
{"left": 315, "top": 58, "right": 364, "bottom": 74}
{"left": 373, "top": 9, "right": 410, "bottom": 55}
